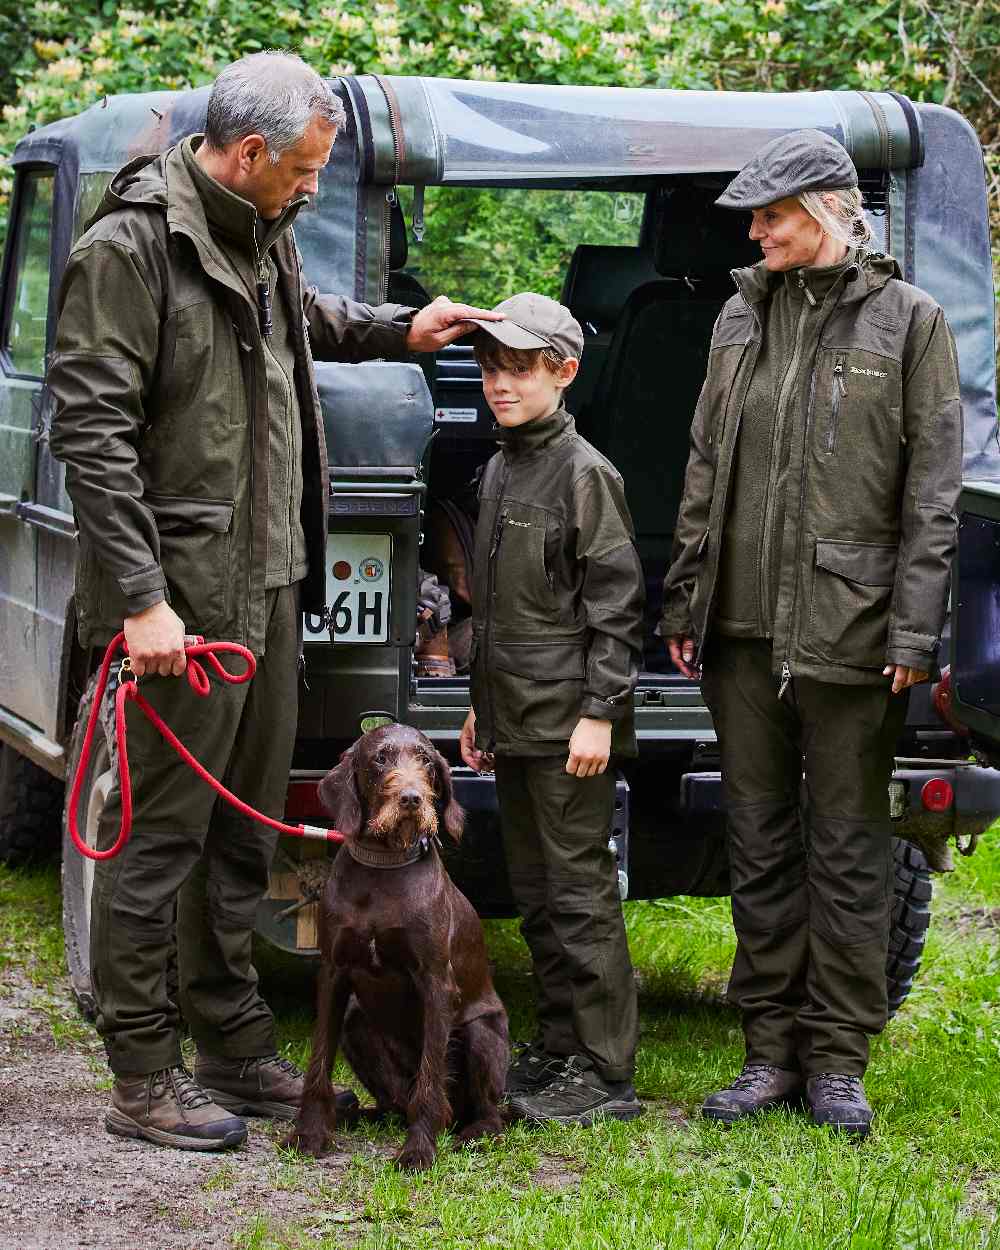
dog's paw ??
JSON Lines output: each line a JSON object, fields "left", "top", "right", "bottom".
{"left": 394, "top": 1138, "right": 436, "bottom": 1172}
{"left": 455, "top": 1115, "right": 504, "bottom": 1146}
{"left": 282, "top": 1126, "right": 329, "bottom": 1157}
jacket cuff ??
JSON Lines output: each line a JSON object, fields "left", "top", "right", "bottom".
{"left": 580, "top": 695, "right": 628, "bottom": 723}
{"left": 885, "top": 645, "right": 935, "bottom": 672}
{"left": 380, "top": 304, "right": 417, "bottom": 358}
{"left": 657, "top": 612, "right": 693, "bottom": 641}
{"left": 118, "top": 563, "right": 168, "bottom": 614}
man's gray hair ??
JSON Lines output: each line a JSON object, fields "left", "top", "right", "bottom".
{"left": 798, "top": 187, "right": 873, "bottom": 248}
{"left": 205, "top": 52, "right": 347, "bottom": 162}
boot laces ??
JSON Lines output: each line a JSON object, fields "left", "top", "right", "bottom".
{"left": 813, "top": 1073, "right": 863, "bottom": 1102}
{"left": 537, "top": 1055, "right": 598, "bottom": 1099}
{"left": 241, "top": 1054, "right": 303, "bottom": 1080}
{"left": 150, "top": 1065, "right": 213, "bottom": 1113}
{"left": 731, "top": 1064, "right": 784, "bottom": 1092}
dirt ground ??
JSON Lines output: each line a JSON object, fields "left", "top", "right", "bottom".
{"left": 0, "top": 968, "right": 381, "bottom": 1250}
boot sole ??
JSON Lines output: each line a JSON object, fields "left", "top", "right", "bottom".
{"left": 203, "top": 1089, "right": 299, "bottom": 1120}
{"left": 514, "top": 1100, "right": 645, "bottom": 1126}
{"left": 106, "top": 1108, "right": 247, "bottom": 1151}
{"left": 811, "top": 1116, "right": 872, "bottom": 1140}
{"left": 701, "top": 1092, "right": 805, "bottom": 1124}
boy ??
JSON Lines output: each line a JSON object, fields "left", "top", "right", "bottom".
{"left": 458, "top": 292, "right": 645, "bottom": 1124}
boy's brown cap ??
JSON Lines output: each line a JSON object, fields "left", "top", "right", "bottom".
{"left": 464, "top": 292, "right": 584, "bottom": 361}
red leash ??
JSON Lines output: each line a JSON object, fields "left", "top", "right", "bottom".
{"left": 67, "top": 632, "right": 345, "bottom": 861}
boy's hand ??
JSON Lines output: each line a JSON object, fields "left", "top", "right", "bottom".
{"left": 566, "top": 717, "right": 612, "bottom": 778}
{"left": 124, "top": 601, "right": 187, "bottom": 677}
{"left": 883, "top": 663, "right": 929, "bottom": 694}
{"left": 459, "top": 709, "right": 494, "bottom": 773}
{"left": 667, "top": 634, "right": 699, "bottom": 680}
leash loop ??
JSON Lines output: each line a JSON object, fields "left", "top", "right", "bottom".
{"left": 67, "top": 633, "right": 344, "bottom": 862}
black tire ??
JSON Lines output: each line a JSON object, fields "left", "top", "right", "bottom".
{"left": 61, "top": 671, "right": 116, "bottom": 1022}
{"left": 886, "top": 836, "right": 933, "bottom": 1018}
{"left": 0, "top": 741, "right": 65, "bottom": 867}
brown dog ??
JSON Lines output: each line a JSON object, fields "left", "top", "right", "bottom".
{"left": 286, "top": 724, "right": 508, "bottom": 1171}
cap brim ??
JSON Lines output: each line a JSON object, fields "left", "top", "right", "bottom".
{"left": 461, "top": 317, "right": 550, "bottom": 349}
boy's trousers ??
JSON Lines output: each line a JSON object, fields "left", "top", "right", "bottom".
{"left": 494, "top": 754, "right": 637, "bottom": 1082}
{"left": 90, "top": 586, "right": 299, "bottom": 1076}
{"left": 700, "top": 637, "right": 909, "bottom": 1076}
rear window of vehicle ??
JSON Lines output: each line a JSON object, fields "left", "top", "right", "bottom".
{"left": 395, "top": 186, "right": 644, "bottom": 307}
{"left": 3, "top": 170, "right": 54, "bottom": 378}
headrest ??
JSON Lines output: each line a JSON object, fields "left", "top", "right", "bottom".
{"left": 389, "top": 199, "right": 408, "bottom": 271}
{"left": 560, "top": 245, "right": 660, "bottom": 332}
{"left": 653, "top": 185, "right": 758, "bottom": 277}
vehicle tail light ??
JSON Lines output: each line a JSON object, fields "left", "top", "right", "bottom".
{"left": 921, "top": 777, "right": 954, "bottom": 813}
{"left": 931, "top": 668, "right": 969, "bottom": 737}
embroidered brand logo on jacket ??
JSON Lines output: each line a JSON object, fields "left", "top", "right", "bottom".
{"left": 849, "top": 366, "right": 888, "bottom": 378}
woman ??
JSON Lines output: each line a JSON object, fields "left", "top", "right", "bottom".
{"left": 660, "top": 129, "right": 962, "bottom": 1138}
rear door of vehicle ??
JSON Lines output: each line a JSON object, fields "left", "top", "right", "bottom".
{"left": 951, "top": 482, "right": 1000, "bottom": 752}
{"left": 0, "top": 164, "right": 56, "bottom": 733}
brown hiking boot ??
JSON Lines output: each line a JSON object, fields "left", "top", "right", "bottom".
{"left": 806, "top": 1073, "right": 873, "bottom": 1139}
{"left": 701, "top": 1062, "right": 804, "bottom": 1123}
{"left": 195, "top": 1052, "right": 304, "bottom": 1119}
{"left": 106, "top": 1065, "right": 247, "bottom": 1151}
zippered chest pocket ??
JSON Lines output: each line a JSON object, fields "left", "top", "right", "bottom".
{"left": 492, "top": 503, "right": 559, "bottom": 627}
{"left": 814, "top": 349, "right": 900, "bottom": 457}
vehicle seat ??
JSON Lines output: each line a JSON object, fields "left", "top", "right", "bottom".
{"left": 560, "top": 244, "right": 660, "bottom": 418}
{"left": 387, "top": 199, "right": 433, "bottom": 309}
{"left": 583, "top": 186, "right": 758, "bottom": 671}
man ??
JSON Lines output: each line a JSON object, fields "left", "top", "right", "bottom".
{"left": 49, "top": 51, "right": 500, "bottom": 1151}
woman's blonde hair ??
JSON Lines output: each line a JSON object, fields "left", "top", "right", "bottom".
{"left": 798, "top": 187, "right": 873, "bottom": 248}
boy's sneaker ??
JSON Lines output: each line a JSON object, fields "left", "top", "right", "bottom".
{"left": 507, "top": 1055, "right": 644, "bottom": 1125}
{"left": 806, "top": 1073, "right": 873, "bottom": 1139}
{"left": 504, "top": 1039, "right": 567, "bottom": 1099}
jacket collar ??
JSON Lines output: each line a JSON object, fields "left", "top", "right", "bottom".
{"left": 179, "top": 135, "right": 304, "bottom": 259}
{"left": 731, "top": 248, "right": 900, "bottom": 311}
{"left": 498, "top": 404, "right": 574, "bottom": 459}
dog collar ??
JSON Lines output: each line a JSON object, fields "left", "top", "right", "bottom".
{"left": 346, "top": 835, "right": 439, "bottom": 870}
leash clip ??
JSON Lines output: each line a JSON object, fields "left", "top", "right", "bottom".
{"left": 117, "top": 656, "right": 137, "bottom": 685}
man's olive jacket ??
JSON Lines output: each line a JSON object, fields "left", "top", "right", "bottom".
{"left": 49, "top": 144, "right": 413, "bottom": 652}
{"left": 660, "top": 252, "right": 962, "bottom": 684}
{"left": 470, "top": 408, "right": 645, "bottom": 756}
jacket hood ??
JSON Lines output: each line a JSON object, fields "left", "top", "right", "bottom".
{"left": 732, "top": 248, "right": 902, "bottom": 309}
{"left": 87, "top": 153, "right": 167, "bottom": 230}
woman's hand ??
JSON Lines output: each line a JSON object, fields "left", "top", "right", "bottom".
{"left": 667, "top": 634, "right": 700, "bottom": 680}
{"left": 459, "top": 709, "right": 494, "bottom": 772}
{"left": 883, "top": 664, "right": 929, "bottom": 694}
{"left": 566, "top": 717, "right": 612, "bottom": 778}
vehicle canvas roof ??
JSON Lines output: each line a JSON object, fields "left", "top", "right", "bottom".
{"left": 11, "top": 75, "right": 997, "bottom": 480}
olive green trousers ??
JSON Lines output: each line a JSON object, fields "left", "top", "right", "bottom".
{"left": 700, "top": 637, "right": 909, "bottom": 1077}
{"left": 91, "top": 586, "right": 300, "bottom": 1076}
{"left": 494, "top": 754, "right": 637, "bottom": 1083}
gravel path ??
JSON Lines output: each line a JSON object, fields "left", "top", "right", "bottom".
{"left": 0, "top": 972, "right": 369, "bottom": 1250}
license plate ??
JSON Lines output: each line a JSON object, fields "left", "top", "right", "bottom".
{"left": 303, "top": 533, "right": 392, "bottom": 644}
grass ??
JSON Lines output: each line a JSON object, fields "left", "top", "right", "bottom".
{"left": 2, "top": 834, "right": 1000, "bottom": 1249}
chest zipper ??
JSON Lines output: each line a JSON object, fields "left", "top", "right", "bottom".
{"left": 826, "top": 354, "right": 847, "bottom": 453}
{"left": 482, "top": 467, "right": 510, "bottom": 748}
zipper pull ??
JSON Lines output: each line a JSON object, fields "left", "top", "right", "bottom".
{"left": 834, "top": 357, "right": 847, "bottom": 396}
{"left": 490, "top": 509, "right": 508, "bottom": 559}
{"left": 778, "top": 660, "right": 792, "bottom": 701}
{"left": 797, "top": 271, "right": 817, "bottom": 306}
{"left": 257, "top": 260, "right": 273, "bottom": 339}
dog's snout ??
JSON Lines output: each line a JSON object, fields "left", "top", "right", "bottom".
{"left": 399, "top": 789, "right": 421, "bottom": 810}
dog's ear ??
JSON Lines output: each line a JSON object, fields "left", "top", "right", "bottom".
{"left": 318, "top": 749, "right": 363, "bottom": 838}
{"left": 434, "top": 749, "right": 465, "bottom": 842}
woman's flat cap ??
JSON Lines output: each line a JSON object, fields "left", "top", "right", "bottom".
{"left": 716, "top": 129, "right": 858, "bottom": 210}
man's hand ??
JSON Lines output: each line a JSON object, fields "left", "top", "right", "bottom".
{"left": 123, "top": 601, "right": 187, "bottom": 678}
{"left": 883, "top": 664, "right": 929, "bottom": 695}
{"left": 566, "top": 717, "right": 612, "bottom": 778}
{"left": 667, "top": 634, "right": 700, "bottom": 680}
{"left": 459, "top": 709, "right": 494, "bottom": 773}
{"left": 405, "top": 295, "right": 504, "bottom": 353}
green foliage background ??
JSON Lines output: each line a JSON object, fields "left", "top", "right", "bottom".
{"left": 0, "top": 0, "right": 997, "bottom": 305}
